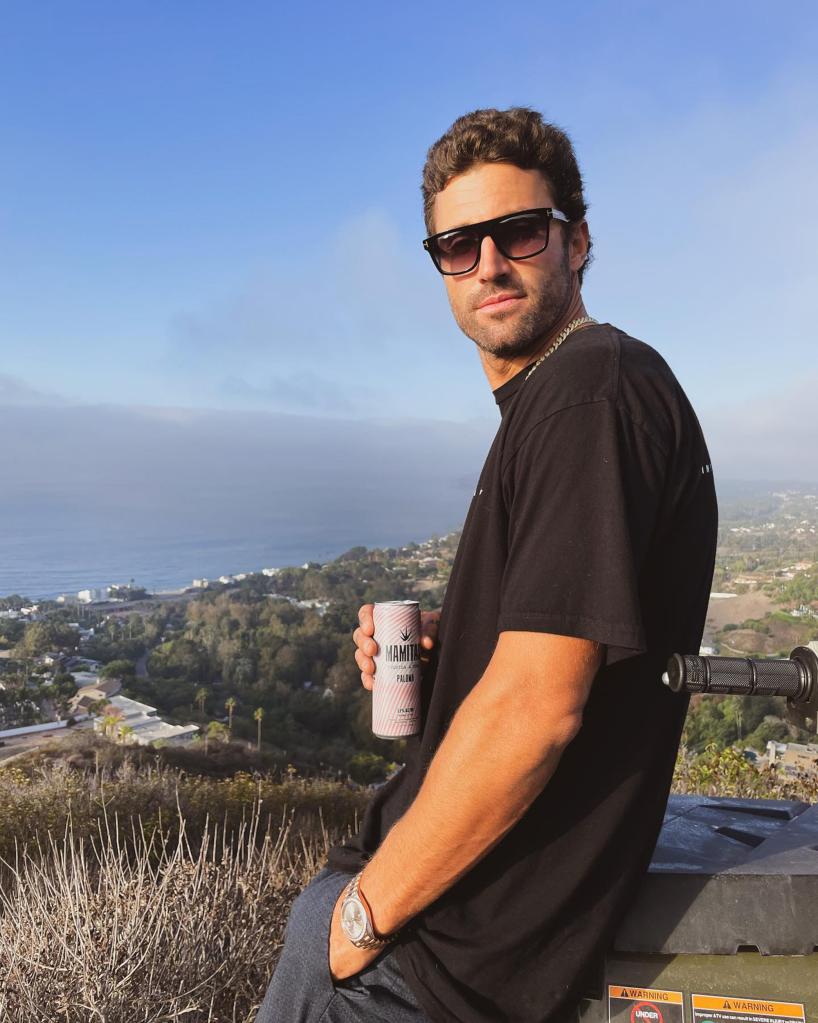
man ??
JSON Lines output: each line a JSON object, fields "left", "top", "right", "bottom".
{"left": 256, "top": 107, "right": 717, "bottom": 1023}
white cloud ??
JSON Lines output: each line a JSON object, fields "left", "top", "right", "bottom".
{"left": 0, "top": 374, "right": 73, "bottom": 407}
{"left": 0, "top": 402, "right": 494, "bottom": 556}
{"left": 219, "top": 370, "right": 354, "bottom": 414}
{"left": 700, "top": 374, "right": 818, "bottom": 483}
{"left": 163, "top": 207, "right": 447, "bottom": 368}
{"left": 158, "top": 206, "right": 476, "bottom": 417}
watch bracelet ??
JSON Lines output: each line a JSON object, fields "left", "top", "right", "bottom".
{"left": 343, "top": 870, "right": 398, "bottom": 949}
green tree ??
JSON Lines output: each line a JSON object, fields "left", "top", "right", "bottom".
{"left": 225, "top": 696, "right": 237, "bottom": 737}
{"left": 148, "top": 638, "right": 209, "bottom": 684}
{"left": 745, "top": 717, "right": 792, "bottom": 751}
{"left": 254, "top": 707, "right": 264, "bottom": 752}
{"left": 207, "top": 720, "right": 229, "bottom": 748}
{"left": 118, "top": 723, "right": 135, "bottom": 744}
{"left": 347, "top": 752, "right": 390, "bottom": 784}
{"left": 14, "top": 620, "right": 77, "bottom": 659}
{"left": 99, "top": 704, "right": 125, "bottom": 739}
{"left": 101, "top": 659, "right": 136, "bottom": 682}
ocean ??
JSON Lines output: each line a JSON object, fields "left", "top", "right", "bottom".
{"left": 0, "top": 401, "right": 502, "bottom": 603}
{"left": 0, "top": 505, "right": 469, "bottom": 602}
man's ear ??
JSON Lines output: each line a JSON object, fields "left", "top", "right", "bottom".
{"left": 569, "top": 220, "right": 590, "bottom": 272}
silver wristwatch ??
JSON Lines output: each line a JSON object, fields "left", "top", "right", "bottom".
{"left": 340, "top": 870, "right": 395, "bottom": 949}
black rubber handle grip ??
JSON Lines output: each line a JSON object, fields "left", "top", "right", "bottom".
{"left": 665, "top": 652, "right": 812, "bottom": 700}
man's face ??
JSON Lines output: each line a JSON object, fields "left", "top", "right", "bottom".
{"left": 431, "top": 162, "right": 584, "bottom": 362}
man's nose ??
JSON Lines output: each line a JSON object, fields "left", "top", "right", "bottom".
{"left": 477, "top": 235, "right": 513, "bottom": 280}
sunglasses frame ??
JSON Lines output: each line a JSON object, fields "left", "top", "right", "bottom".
{"left": 422, "top": 207, "right": 571, "bottom": 276}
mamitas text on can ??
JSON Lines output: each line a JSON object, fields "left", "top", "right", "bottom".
{"left": 372, "top": 601, "right": 421, "bottom": 738}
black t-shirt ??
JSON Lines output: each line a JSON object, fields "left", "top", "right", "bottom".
{"left": 328, "top": 323, "right": 718, "bottom": 1023}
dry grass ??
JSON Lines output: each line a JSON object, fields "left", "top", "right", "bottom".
{"left": 0, "top": 805, "right": 327, "bottom": 1022}
{"left": 0, "top": 737, "right": 368, "bottom": 1022}
{"left": 0, "top": 736, "right": 814, "bottom": 1020}
{"left": 0, "top": 750, "right": 366, "bottom": 866}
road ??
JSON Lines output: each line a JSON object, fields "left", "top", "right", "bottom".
{"left": 0, "top": 719, "right": 95, "bottom": 765}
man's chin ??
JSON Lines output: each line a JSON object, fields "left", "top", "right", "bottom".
{"left": 472, "top": 331, "right": 542, "bottom": 362}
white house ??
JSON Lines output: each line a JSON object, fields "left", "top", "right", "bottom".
{"left": 94, "top": 694, "right": 198, "bottom": 747}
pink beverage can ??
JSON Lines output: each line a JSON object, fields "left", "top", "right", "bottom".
{"left": 372, "top": 600, "right": 421, "bottom": 738}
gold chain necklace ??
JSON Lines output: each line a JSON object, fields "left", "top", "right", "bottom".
{"left": 523, "top": 315, "right": 598, "bottom": 382}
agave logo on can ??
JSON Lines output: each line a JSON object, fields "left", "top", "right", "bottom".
{"left": 372, "top": 600, "right": 421, "bottom": 738}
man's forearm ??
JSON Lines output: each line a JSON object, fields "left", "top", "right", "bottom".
{"left": 358, "top": 633, "right": 599, "bottom": 937}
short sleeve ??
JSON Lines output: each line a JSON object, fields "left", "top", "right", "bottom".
{"left": 497, "top": 400, "right": 667, "bottom": 664}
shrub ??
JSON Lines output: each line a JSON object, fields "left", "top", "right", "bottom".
{"left": 0, "top": 734, "right": 368, "bottom": 870}
{"left": 673, "top": 743, "right": 818, "bottom": 801}
{"left": 347, "top": 751, "right": 390, "bottom": 784}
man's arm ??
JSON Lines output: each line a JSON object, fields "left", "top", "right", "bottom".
{"left": 329, "top": 625, "right": 602, "bottom": 980}
{"left": 353, "top": 627, "right": 601, "bottom": 935}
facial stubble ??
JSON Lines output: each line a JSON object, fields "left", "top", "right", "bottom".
{"left": 450, "top": 244, "right": 573, "bottom": 362}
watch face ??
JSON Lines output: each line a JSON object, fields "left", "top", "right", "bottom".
{"left": 341, "top": 897, "right": 367, "bottom": 942}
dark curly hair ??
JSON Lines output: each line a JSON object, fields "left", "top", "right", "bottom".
{"left": 421, "top": 107, "right": 593, "bottom": 284}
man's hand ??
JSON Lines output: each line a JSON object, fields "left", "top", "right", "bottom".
{"left": 353, "top": 604, "right": 441, "bottom": 691}
{"left": 328, "top": 886, "right": 382, "bottom": 982}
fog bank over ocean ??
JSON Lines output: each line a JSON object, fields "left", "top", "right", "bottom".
{"left": 1, "top": 396, "right": 815, "bottom": 602}
{"left": 0, "top": 402, "right": 495, "bottom": 600}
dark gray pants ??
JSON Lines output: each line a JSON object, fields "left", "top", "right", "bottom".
{"left": 255, "top": 867, "right": 431, "bottom": 1022}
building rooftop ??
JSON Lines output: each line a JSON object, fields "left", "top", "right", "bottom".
{"left": 126, "top": 720, "right": 199, "bottom": 745}
{"left": 106, "top": 694, "right": 158, "bottom": 719}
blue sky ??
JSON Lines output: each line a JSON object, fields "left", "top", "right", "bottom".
{"left": 1, "top": 1, "right": 817, "bottom": 477}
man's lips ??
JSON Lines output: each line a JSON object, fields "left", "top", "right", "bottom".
{"left": 476, "top": 292, "right": 525, "bottom": 311}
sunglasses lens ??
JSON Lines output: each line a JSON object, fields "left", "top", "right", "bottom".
{"left": 495, "top": 214, "right": 549, "bottom": 259}
{"left": 433, "top": 230, "right": 479, "bottom": 274}
{"left": 428, "top": 212, "right": 553, "bottom": 274}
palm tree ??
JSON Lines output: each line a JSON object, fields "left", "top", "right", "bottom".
{"left": 254, "top": 707, "right": 264, "bottom": 752}
{"left": 99, "top": 704, "right": 124, "bottom": 739}
{"left": 195, "top": 687, "right": 208, "bottom": 717}
{"left": 225, "top": 696, "right": 237, "bottom": 738}
{"left": 87, "top": 698, "right": 108, "bottom": 719}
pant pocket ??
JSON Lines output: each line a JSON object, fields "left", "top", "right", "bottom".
{"left": 323, "top": 872, "right": 355, "bottom": 994}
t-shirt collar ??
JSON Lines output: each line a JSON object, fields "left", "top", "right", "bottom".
{"left": 493, "top": 362, "right": 534, "bottom": 417}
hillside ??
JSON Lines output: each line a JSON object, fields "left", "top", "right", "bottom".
{"left": 1, "top": 486, "right": 816, "bottom": 767}
{"left": 0, "top": 733, "right": 814, "bottom": 1021}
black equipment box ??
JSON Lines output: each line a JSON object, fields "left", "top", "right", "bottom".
{"left": 579, "top": 795, "right": 818, "bottom": 1023}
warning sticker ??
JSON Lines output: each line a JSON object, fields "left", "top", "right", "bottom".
{"left": 609, "top": 986, "right": 685, "bottom": 1023}
{"left": 691, "top": 994, "right": 805, "bottom": 1023}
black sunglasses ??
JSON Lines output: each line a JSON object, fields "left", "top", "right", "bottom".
{"left": 422, "top": 207, "right": 570, "bottom": 276}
